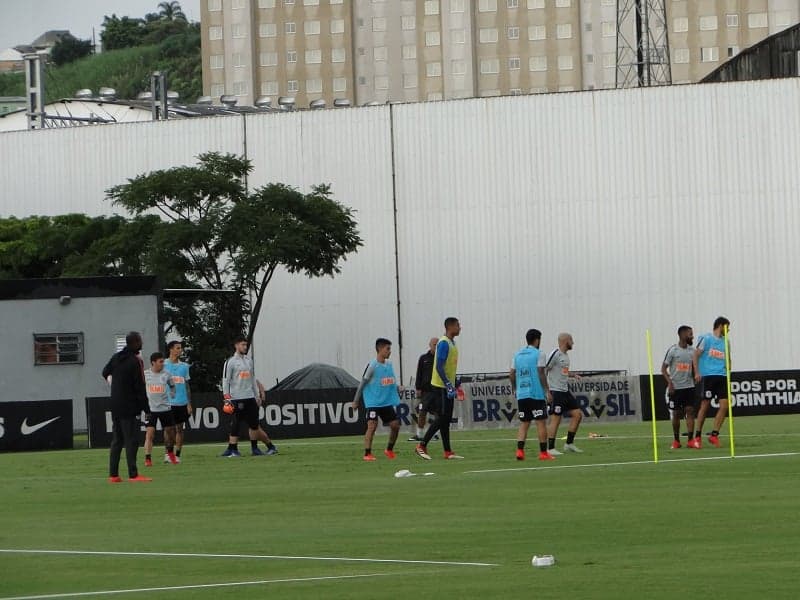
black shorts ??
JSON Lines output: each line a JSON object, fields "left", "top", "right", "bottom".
{"left": 366, "top": 406, "right": 399, "bottom": 425}
{"left": 145, "top": 410, "right": 175, "bottom": 429}
{"left": 416, "top": 390, "right": 438, "bottom": 414}
{"left": 518, "top": 399, "right": 548, "bottom": 422}
{"left": 171, "top": 405, "right": 190, "bottom": 424}
{"left": 701, "top": 376, "right": 728, "bottom": 401}
{"left": 668, "top": 387, "right": 698, "bottom": 411}
{"left": 231, "top": 398, "right": 260, "bottom": 430}
{"left": 549, "top": 390, "right": 579, "bottom": 416}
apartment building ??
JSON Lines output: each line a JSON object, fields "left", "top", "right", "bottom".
{"left": 200, "top": 0, "right": 799, "bottom": 106}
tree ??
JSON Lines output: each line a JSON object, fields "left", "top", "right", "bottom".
{"left": 50, "top": 35, "right": 94, "bottom": 67}
{"left": 106, "top": 152, "right": 363, "bottom": 364}
{"left": 158, "top": 1, "right": 187, "bottom": 22}
{"left": 100, "top": 14, "right": 146, "bottom": 51}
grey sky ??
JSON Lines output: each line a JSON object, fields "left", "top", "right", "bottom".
{"left": 0, "top": 0, "right": 199, "bottom": 50}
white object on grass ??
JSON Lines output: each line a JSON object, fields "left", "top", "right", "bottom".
{"left": 531, "top": 555, "right": 555, "bottom": 567}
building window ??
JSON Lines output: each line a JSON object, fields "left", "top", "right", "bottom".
{"left": 508, "top": 56, "right": 521, "bottom": 70}
{"left": 451, "top": 59, "right": 466, "bottom": 74}
{"left": 232, "top": 24, "right": 246, "bottom": 38}
{"left": 34, "top": 333, "right": 84, "bottom": 365}
{"left": 585, "top": 53, "right": 593, "bottom": 64}
{"left": 332, "top": 47, "right": 346, "bottom": 62}
{"left": 699, "top": 16, "right": 718, "bottom": 31}
{"left": 232, "top": 52, "right": 245, "bottom": 67}
{"left": 600, "top": 0, "right": 613, "bottom": 5}
{"left": 672, "top": 48, "right": 689, "bottom": 63}
{"left": 305, "top": 20, "right": 321, "bottom": 34}
{"left": 287, "top": 50, "right": 298, "bottom": 62}
{"left": 307, "top": 78, "right": 322, "bottom": 93}
{"left": 451, "top": 29, "right": 466, "bottom": 43}
{"left": 673, "top": 17, "right": 688, "bottom": 32}
{"left": 210, "top": 83, "right": 225, "bottom": 97}
{"left": 208, "top": 0, "right": 222, "bottom": 11}
{"left": 259, "top": 23, "right": 277, "bottom": 37}
{"left": 556, "top": 23, "right": 572, "bottom": 39}
{"left": 210, "top": 54, "right": 224, "bottom": 69}
{"left": 262, "top": 81, "right": 279, "bottom": 95}
{"left": 402, "top": 45, "right": 417, "bottom": 60}
{"left": 403, "top": 74, "right": 418, "bottom": 88}
{"left": 601, "top": 21, "right": 615, "bottom": 37}
{"left": 528, "top": 25, "right": 546, "bottom": 40}
{"left": 373, "top": 17, "right": 387, "bottom": 31}
{"left": 285, "top": 22, "right": 296, "bottom": 34}
{"left": 479, "top": 28, "right": 498, "bottom": 43}
{"left": 451, "top": 0, "right": 465, "bottom": 11}
{"left": 333, "top": 77, "right": 347, "bottom": 92}
{"left": 285, "top": 0, "right": 295, "bottom": 4}
{"left": 747, "top": 13, "right": 768, "bottom": 29}
{"left": 426, "top": 31, "right": 441, "bottom": 46}
{"left": 602, "top": 53, "right": 615, "bottom": 68}
{"left": 426, "top": 62, "right": 442, "bottom": 77}
{"left": 209, "top": 26, "right": 223, "bottom": 40}
{"left": 555, "top": 0, "right": 570, "bottom": 6}
{"left": 528, "top": 0, "right": 544, "bottom": 8}
{"left": 358, "top": 76, "right": 366, "bottom": 85}
{"left": 331, "top": 19, "right": 345, "bottom": 34}
{"left": 305, "top": 49, "right": 322, "bottom": 64}
{"left": 585, "top": 22, "right": 592, "bottom": 32}
{"left": 480, "top": 58, "right": 500, "bottom": 73}
{"left": 232, "top": 0, "right": 245, "bottom": 8}
{"left": 775, "top": 11, "right": 791, "bottom": 28}
{"left": 402, "top": 15, "right": 416, "bottom": 30}
{"left": 529, "top": 56, "right": 547, "bottom": 71}
{"left": 304, "top": 0, "right": 320, "bottom": 4}
{"left": 508, "top": 26, "right": 520, "bottom": 39}
{"left": 258, "top": 0, "right": 276, "bottom": 7}
{"left": 233, "top": 81, "right": 247, "bottom": 96}
{"left": 508, "top": 0, "right": 519, "bottom": 7}
{"left": 727, "top": 46, "right": 739, "bottom": 58}
{"left": 425, "top": 0, "right": 440, "bottom": 15}
{"left": 287, "top": 80, "right": 299, "bottom": 93}
{"left": 700, "top": 46, "right": 718, "bottom": 62}
{"left": 726, "top": 14, "right": 739, "bottom": 28}
{"left": 428, "top": 92, "right": 443, "bottom": 101}
{"left": 479, "top": 0, "right": 497, "bottom": 11}
{"left": 375, "top": 75, "right": 389, "bottom": 89}
{"left": 259, "top": 52, "right": 278, "bottom": 67}
{"left": 374, "top": 46, "right": 388, "bottom": 61}
{"left": 331, "top": 0, "right": 343, "bottom": 3}
{"left": 558, "top": 55, "right": 573, "bottom": 70}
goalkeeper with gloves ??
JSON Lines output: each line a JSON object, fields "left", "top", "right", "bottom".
{"left": 415, "top": 317, "right": 463, "bottom": 460}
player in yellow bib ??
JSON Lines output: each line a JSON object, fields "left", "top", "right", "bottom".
{"left": 416, "top": 317, "right": 463, "bottom": 460}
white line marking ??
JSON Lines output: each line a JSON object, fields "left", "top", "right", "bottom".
{"left": 465, "top": 451, "right": 800, "bottom": 474}
{"left": 0, "top": 573, "right": 393, "bottom": 600}
{"left": 0, "top": 549, "right": 497, "bottom": 567}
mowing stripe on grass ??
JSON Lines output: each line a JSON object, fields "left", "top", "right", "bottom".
{"left": 0, "top": 573, "right": 396, "bottom": 600}
{"left": 465, "top": 451, "right": 800, "bottom": 474}
{"left": 0, "top": 548, "right": 497, "bottom": 567}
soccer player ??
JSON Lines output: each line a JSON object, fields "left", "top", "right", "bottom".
{"left": 409, "top": 337, "right": 438, "bottom": 442}
{"left": 220, "top": 336, "right": 278, "bottom": 457}
{"left": 164, "top": 340, "right": 191, "bottom": 461}
{"left": 101, "top": 331, "right": 151, "bottom": 483}
{"left": 416, "top": 317, "right": 463, "bottom": 460}
{"left": 692, "top": 317, "right": 731, "bottom": 448}
{"left": 544, "top": 333, "right": 583, "bottom": 455}
{"left": 143, "top": 352, "right": 178, "bottom": 466}
{"left": 510, "top": 329, "right": 553, "bottom": 461}
{"left": 661, "top": 326, "right": 697, "bottom": 449}
{"left": 351, "top": 338, "right": 401, "bottom": 461}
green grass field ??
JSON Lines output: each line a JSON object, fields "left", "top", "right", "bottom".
{"left": 1, "top": 415, "right": 799, "bottom": 600}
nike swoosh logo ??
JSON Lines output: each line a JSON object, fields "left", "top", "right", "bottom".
{"left": 20, "top": 416, "right": 60, "bottom": 435}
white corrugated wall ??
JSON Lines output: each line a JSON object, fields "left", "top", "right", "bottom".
{"left": 1, "top": 79, "right": 798, "bottom": 383}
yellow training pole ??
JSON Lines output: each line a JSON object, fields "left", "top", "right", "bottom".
{"left": 646, "top": 329, "right": 658, "bottom": 463}
{"left": 724, "top": 324, "right": 735, "bottom": 457}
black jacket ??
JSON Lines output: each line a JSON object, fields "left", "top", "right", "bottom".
{"left": 415, "top": 351, "right": 435, "bottom": 393}
{"left": 102, "top": 347, "right": 148, "bottom": 417}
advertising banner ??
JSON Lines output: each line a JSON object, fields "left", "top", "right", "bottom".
{"left": 0, "top": 399, "right": 73, "bottom": 451}
{"left": 640, "top": 370, "right": 800, "bottom": 420}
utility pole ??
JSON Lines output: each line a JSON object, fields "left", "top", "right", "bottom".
{"left": 616, "top": 0, "right": 671, "bottom": 88}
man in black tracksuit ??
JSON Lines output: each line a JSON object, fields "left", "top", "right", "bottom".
{"left": 102, "top": 331, "right": 149, "bottom": 482}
